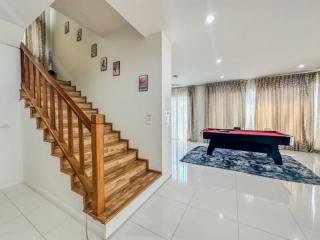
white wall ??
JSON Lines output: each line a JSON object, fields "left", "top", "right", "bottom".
{"left": 0, "top": 0, "right": 54, "bottom": 29}
{"left": 0, "top": 0, "right": 55, "bottom": 191}
{"left": 50, "top": 9, "right": 167, "bottom": 171}
{"left": 0, "top": 43, "right": 23, "bottom": 188}
{"left": 194, "top": 85, "right": 206, "bottom": 142}
{"left": 0, "top": 18, "right": 24, "bottom": 47}
{"left": 161, "top": 32, "right": 172, "bottom": 177}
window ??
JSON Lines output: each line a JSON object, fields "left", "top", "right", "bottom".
{"left": 171, "top": 88, "right": 188, "bottom": 140}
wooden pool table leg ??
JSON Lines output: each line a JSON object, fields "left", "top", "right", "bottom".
{"left": 271, "top": 145, "right": 283, "bottom": 165}
{"left": 207, "top": 140, "right": 215, "bottom": 155}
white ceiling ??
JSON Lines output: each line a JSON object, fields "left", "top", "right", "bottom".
{"left": 107, "top": 0, "right": 320, "bottom": 85}
{"left": 52, "top": 0, "right": 131, "bottom": 37}
{"left": 0, "top": 0, "right": 54, "bottom": 28}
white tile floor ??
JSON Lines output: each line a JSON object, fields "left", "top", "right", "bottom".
{"left": 0, "top": 184, "right": 101, "bottom": 240}
{"left": 1, "top": 140, "right": 320, "bottom": 240}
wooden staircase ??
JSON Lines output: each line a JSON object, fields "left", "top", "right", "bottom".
{"left": 20, "top": 44, "right": 161, "bottom": 223}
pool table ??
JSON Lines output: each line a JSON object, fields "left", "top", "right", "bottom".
{"left": 203, "top": 128, "right": 293, "bottom": 165}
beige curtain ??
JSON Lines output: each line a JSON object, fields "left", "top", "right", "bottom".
{"left": 314, "top": 74, "right": 320, "bottom": 151}
{"left": 25, "top": 12, "right": 48, "bottom": 68}
{"left": 187, "top": 86, "right": 197, "bottom": 141}
{"left": 255, "top": 73, "right": 318, "bottom": 151}
{"left": 205, "top": 80, "right": 247, "bottom": 129}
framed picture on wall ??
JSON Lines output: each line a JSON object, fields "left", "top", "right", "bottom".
{"left": 91, "top": 43, "right": 97, "bottom": 57}
{"left": 139, "top": 74, "right": 149, "bottom": 92}
{"left": 101, "top": 57, "right": 107, "bottom": 71}
{"left": 113, "top": 61, "right": 120, "bottom": 76}
{"left": 76, "top": 28, "right": 82, "bottom": 41}
{"left": 64, "top": 21, "right": 69, "bottom": 34}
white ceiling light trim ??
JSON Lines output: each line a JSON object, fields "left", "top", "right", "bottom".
{"left": 206, "top": 14, "right": 215, "bottom": 24}
{"left": 216, "top": 58, "right": 222, "bottom": 64}
{"left": 220, "top": 75, "right": 225, "bottom": 79}
{"left": 297, "top": 64, "right": 305, "bottom": 69}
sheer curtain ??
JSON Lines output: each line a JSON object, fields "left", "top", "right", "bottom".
{"left": 255, "top": 73, "right": 318, "bottom": 151}
{"left": 171, "top": 87, "right": 189, "bottom": 140}
{"left": 245, "top": 80, "right": 256, "bottom": 129}
{"left": 24, "top": 12, "right": 49, "bottom": 68}
{"left": 187, "top": 86, "right": 197, "bottom": 141}
{"left": 205, "top": 80, "right": 247, "bottom": 129}
{"left": 314, "top": 74, "right": 320, "bottom": 151}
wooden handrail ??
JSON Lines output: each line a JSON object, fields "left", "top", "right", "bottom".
{"left": 20, "top": 43, "right": 106, "bottom": 217}
{"left": 20, "top": 44, "right": 91, "bottom": 130}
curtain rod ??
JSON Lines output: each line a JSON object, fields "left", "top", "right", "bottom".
{"left": 253, "top": 68, "right": 320, "bottom": 79}
{"left": 179, "top": 68, "right": 320, "bottom": 88}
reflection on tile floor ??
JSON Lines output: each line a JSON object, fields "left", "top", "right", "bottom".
{"left": 1, "top": 140, "right": 320, "bottom": 240}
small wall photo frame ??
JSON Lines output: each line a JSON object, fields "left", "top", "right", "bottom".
{"left": 64, "top": 21, "right": 69, "bottom": 34}
{"left": 101, "top": 57, "right": 107, "bottom": 71}
{"left": 139, "top": 74, "right": 149, "bottom": 92}
{"left": 76, "top": 28, "right": 82, "bottom": 42}
{"left": 91, "top": 43, "right": 97, "bottom": 58}
{"left": 113, "top": 61, "right": 120, "bottom": 76}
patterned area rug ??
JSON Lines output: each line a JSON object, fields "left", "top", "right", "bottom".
{"left": 180, "top": 146, "right": 320, "bottom": 185}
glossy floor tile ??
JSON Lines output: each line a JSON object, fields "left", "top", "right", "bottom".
{"left": 45, "top": 218, "right": 101, "bottom": 240}
{"left": 1, "top": 140, "right": 320, "bottom": 240}
{"left": 110, "top": 221, "right": 164, "bottom": 240}
{"left": 25, "top": 204, "right": 71, "bottom": 235}
{"left": 239, "top": 224, "right": 286, "bottom": 240}
{"left": 131, "top": 195, "right": 187, "bottom": 239}
{"left": 0, "top": 200, "right": 21, "bottom": 225}
{"left": 0, "top": 184, "right": 102, "bottom": 240}
{"left": 238, "top": 193, "right": 306, "bottom": 240}
{"left": 156, "top": 179, "right": 197, "bottom": 204}
{"left": 0, "top": 216, "right": 42, "bottom": 240}
{"left": 172, "top": 207, "right": 238, "bottom": 240}
{"left": 190, "top": 185, "right": 237, "bottom": 220}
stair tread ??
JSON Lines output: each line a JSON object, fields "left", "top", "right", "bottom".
{"left": 104, "top": 160, "right": 146, "bottom": 187}
{"left": 102, "top": 171, "right": 161, "bottom": 222}
{"left": 62, "top": 149, "right": 137, "bottom": 172}
{"left": 104, "top": 149, "right": 136, "bottom": 162}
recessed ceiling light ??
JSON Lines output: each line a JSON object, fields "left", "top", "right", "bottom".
{"left": 297, "top": 64, "right": 305, "bottom": 69}
{"left": 220, "top": 75, "right": 225, "bottom": 79}
{"left": 216, "top": 58, "right": 222, "bottom": 64}
{"left": 206, "top": 14, "right": 215, "bottom": 24}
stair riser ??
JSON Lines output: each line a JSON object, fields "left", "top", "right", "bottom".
{"left": 41, "top": 95, "right": 86, "bottom": 103}
{"left": 45, "top": 102, "right": 92, "bottom": 109}
{"left": 72, "top": 160, "right": 147, "bottom": 197}
{"left": 56, "top": 80, "right": 71, "bottom": 86}
{"left": 36, "top": 117, "right": 112, "bottom": 135}
{"left": 105, "top": 162, "right": 147, "bottom": 197}
{"left": 62, "top": 151, "right": 137, "bottom": 178}
{"left": 44, "top": 108, "right": 98, "bottom": 116}
{"left": 27, "top": 87, "right": 76, "bottom": 97}
{"left": 52, "top": 141, "right": 128, "bottom": 159}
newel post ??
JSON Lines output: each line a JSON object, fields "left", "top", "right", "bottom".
{"left": 91, "top": 114, "right": 106, "bottom": 215}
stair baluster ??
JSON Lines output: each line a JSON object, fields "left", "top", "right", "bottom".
{"left": 91, "top": 114, "right": 106, "bottom": 215}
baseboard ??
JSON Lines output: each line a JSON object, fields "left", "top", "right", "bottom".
{"left": 0, "top": 179, "right": 23, "bottom": 190}
{"left": 105, "top": 175, "right": 170, "bottom": 239}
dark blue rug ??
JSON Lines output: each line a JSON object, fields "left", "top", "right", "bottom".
{"left": 180, "top": 146, "right": 320, "bottom": 185}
